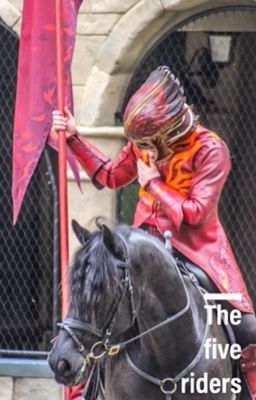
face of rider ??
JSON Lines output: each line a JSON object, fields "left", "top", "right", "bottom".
{"left": 133, "top": 139, "right": 158, "bottom": 161}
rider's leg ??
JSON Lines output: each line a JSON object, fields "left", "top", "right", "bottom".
{"left": 189, "top": 266, "right": 256, "bottom": 399}
{"left": 192, "top": 267, "right": 256, "bottom": 399}
{"left": 191, "top": 264, "right": 256, "bottom": 399}
{"left": 173, "top": 250, "right": 256, "bottom": 399}
{"left": 231, "top": 313, "right": 256, "bottom": 400}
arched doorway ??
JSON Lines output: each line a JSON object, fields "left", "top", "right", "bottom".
{"left": 0, "top": 20, "right": 58, "bottom": 356}
{"left": 117, "top": 5, "right": 256, "bottom": 304}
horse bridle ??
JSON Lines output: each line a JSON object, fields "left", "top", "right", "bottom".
{"left": 57, "top": 249, "right": 209, "bottom": 400}
{"left": 57, "top": 258, "right": 137, "bottom": 362}
{"left": 57, "top": 249, "right": 194, "bottom": 363}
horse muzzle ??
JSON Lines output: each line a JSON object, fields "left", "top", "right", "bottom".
{"left": 48, "top": 347, "right": 88, "bottom": 386}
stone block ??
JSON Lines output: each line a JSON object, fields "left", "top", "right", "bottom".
{"left": 72, "top": 35, "right": 105, "bottom": 85}
{"left": 97, "top": 0, "right": 164, "bottom": 74}
{"left": 14, "top": 378, "right": 62, "bottom": 400}
{"left": 77, "top": 13, "right": 120, "bottom": 35}
{"left": 0, "top": 0, "right": 20, "bottom": 28}
{"left": 73, "top": 85, "right": 85, "bottom": 125}
{"left": 68, "top": 180, "right": 116, "bottom": 255}
{"left": 0, "top": 377, "right": 13, "bottom": 400}
{"left": 68, "top": 132, "right": 125, "bottom": 254}
{"left": 12, "top": 17, "right": 21, "bottom": 35}
{"left": 162, "top": 0, "right": 256, "bottom": 12}
{"left": 79, "top": 0, "right": 138, "bottom": 13}
{"left": 9, "top": 0, "right": 22, "bottom": 12}
{"left": 160, "top": 0, "right": 200, "bottom": 10}
{"left": 80, "top": 66, "right": 131, "bottom": 126}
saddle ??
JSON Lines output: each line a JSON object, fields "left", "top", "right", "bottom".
{"left": 172, "top": 249, "right": 216, "bottom": 292}
{"left": 174, "top": 251, "right": 253, "bottom": 400}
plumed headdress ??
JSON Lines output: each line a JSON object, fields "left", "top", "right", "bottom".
{"left": 123, "top": 66, "right": 195, "bottom": 161}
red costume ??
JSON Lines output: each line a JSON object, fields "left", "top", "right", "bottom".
{"left": 68, "top": 126, "right": 253, "bottom": 313}
{"left": 66, "top": 66, "right": 256, "bottom": 399}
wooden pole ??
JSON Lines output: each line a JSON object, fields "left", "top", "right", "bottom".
{"left": 55, "top": 1, "right": 70, "bottom": 399}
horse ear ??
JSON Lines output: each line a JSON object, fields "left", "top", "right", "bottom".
{"left": 71, "top": 219, "right": 91, "bottom": 244}
{"left": 102, "top": 224, "right": 126, "bottom": 261}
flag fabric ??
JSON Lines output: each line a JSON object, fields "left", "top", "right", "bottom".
{"left": 12, "top": 0, "right": 83, "bottom": 224}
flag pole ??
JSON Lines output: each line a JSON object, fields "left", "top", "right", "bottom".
{"left": 55, "top": 0, "right": 69, "bottom": 314}
{"left": 55, "top": 1, "right": 70, "bottom": 399}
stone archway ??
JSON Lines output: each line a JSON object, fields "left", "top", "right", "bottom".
{"left": 79, "top": 0, "right": 256, "bottom": 126}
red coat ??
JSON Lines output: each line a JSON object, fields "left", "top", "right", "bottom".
{"left": 68, "top": 126, "right": 254, "bottom": 313}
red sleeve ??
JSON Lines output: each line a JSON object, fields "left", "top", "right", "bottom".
{"left": 70, "top": 384, "right": 84, "bottom": 400}
{"left": 147, "top": 142, "right": 231, "bottom": 230}
{"left": 68, "top": 133, "right": 138, "bottom": 189}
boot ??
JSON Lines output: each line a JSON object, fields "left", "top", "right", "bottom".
{"left": 241, "top": 344, "right": 256, "bottom": 400}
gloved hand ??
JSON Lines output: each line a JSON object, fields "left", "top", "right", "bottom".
{"left": 137, "top": 151, "right": 160, "bottom": 188}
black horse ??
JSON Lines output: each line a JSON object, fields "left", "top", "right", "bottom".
{"left": 49, "top": 221, "right": 240, "bottom": 400}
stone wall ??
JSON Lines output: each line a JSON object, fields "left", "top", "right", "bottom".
{"left": 68, "top": 126, "right": 125, "bottom": 252}
{"left": 7, "top": 0, "right": 256, "bottom": 126}
{"left": 0, "top": 377, "right": 62, "bottom": 400}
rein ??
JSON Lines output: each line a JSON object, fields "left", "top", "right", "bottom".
{"left": 125, "top": 276, "right": 210, "bottom": 400}
{"left": 106, "top": 261, "right": 191, "bottom": 354}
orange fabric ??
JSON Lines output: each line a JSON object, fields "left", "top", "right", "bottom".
{"left": 139, "top": 129, "right": 219, "bottom": 201}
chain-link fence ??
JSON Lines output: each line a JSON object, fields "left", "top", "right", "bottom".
{"left": 0, "top": 20, "right": 58, "bottom": 356}
{"left": 1, "top": 5, "right": 256, "bottom": 356}
{"left": 117, "top": 6, "right": 256, "bottom": 305}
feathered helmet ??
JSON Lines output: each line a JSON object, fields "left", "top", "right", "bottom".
{"left": 123, "top": 66, "right": 195, "bottom": 162}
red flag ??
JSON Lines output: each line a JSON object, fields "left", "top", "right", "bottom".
{"left": 12, "top": 0, "right": 83, "bottom": 224}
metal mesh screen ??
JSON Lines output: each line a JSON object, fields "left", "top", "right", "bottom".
{"left": 0, "top": 20, "right": 58, "bottom": 355}
{"left": 117, "top": 6, "right": 256, "bottom": 305}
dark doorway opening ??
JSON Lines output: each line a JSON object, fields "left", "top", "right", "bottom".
{"left": 117, "top": 6, "right": 256, "bottom": 304}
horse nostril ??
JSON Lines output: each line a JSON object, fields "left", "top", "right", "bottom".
{"left": 57, "top": 359, "right": 71, "bottom": 377}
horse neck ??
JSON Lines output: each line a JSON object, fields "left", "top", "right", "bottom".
{"left": 133, "top": 247, "right": 206, "bottom": 375}
{"left": 138, "top": 249, "right": 188, "bottom": 320}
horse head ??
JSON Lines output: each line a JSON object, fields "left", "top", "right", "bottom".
{"left": 49, "top": 221, "right": 234, "bottom": 400}
{"left": 48, "top": 220, "right": 138, "bottom": 386}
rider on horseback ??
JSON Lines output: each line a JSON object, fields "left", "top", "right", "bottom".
{"left": 51, "top": 66, "right": 256, "bottom": 399}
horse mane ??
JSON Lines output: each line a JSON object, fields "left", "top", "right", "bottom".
{"left": 69, "top": 223, "right": 131, "bottom": 321}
